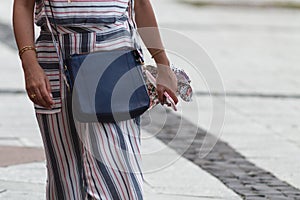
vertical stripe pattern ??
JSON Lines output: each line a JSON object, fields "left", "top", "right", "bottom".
{"left": 34, "top": 1, "right": 144, "bottom": 199}
{"left": 36, "top": 85, "right": 143, "bottom": 200}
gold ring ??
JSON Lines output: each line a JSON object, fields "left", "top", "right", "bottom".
{"left": 30, "top": 94, "right": 36, "bottom": 99}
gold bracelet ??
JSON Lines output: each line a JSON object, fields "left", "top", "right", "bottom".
{"left": 151, "top": 49, "right": 165, "bottom": 59}
{"left": 19, "top": 46, "right": 37, "bottom": 58}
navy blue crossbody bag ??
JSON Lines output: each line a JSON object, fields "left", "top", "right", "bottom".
{"left": 44, "top": 0, "right": 150, "bottom": 122}
{"left": 65, "top": 50, "right": 150, "bottom": 122}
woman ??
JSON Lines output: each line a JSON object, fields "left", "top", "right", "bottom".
{"left": 13, "top": 0, "right": 178, "bottom": 199}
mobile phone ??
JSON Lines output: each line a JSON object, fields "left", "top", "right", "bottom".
{"left": 164, "top": 91, "right": 177, "bottom": 111}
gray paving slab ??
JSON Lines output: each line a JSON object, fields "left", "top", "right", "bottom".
{"left": 0, "top": 181, "right": 45, "bottom": 200}
{"left": 0, "top": 45, "right": 24, "bottom": 90}
{"left": 153, "top": 4, "right": 300, "bottom": 95}
{"left": 0, "top": 163, "right": 46, "bottom": 200}
{"left": 0, "top": 1, "right": 13, "bottom": 25}
{"left": 142, "top": 131, "right": 241, "bottom": 199}
{"left": 0, "top": 94, "right": 42, "bottom": 148}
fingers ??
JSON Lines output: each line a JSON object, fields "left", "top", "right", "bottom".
{"left": 33, "top": 89, "right": 50, "bottom": 108}
{"left": 43, "top": 77, "right": 54, "bottom": 105}
{"left": 27, "top": 80, "right": 54, "bottom": 109}
{"left": 45, "top": 76, "right": 51, "bottom": 94}
{"left": 165, "top": 88, "right": 178, "bottom": 104}
{"left": 156, "top": 84, "right": 179, "bottom": 106}
{"left": 156, "top": 66, "right": 178, "bottom": 106}
{"left": 156, "top": 84, "right": 166, "bottom": 104}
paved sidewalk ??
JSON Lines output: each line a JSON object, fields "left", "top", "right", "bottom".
{"left": 0, "top": 129, "right": 240, "bottom": 200}
{"left": 0, "top": 130, "right": 241, "bottom": 200}
{"left": 150, "top": 0, "right": 300, "bottom": 198}
{"left": 0, "top": 2, "right": 240, "bottom": 199}
{"left": 166, "top": 0, "right": 300, "bottom": 187}
{"left": 0, "top": 42, "right": 240, "bottom": 198}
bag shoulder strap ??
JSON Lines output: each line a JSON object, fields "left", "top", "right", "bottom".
{"left": 42, "top": 0, "right": 65, "bottom": 59}
{"left": 42, "top": 0, "right": 73, "bottom": 89}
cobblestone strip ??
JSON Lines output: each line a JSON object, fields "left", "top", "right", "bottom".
{"left": 141, "top": 108, "right": 300, "bottom": 200}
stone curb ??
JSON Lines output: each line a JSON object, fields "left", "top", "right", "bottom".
{"left": 182, "top": 0, "right": 300, "bottom": 9}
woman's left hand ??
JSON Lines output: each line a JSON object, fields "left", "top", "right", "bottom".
{"left": 156, "top": 64, "right": 179, "bottom": 105}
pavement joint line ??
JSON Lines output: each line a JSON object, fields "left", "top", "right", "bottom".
{"left": 0, "top": 189, "right": 7, "bottom": 194}
{"left": 141, "top": 107, "right": 300, "bottom": 200}
{"left": 0, "top": 137, "right": 19, "bottom": 140}
{"left": 2, "top": 88, "right": 300, "bottom": 101}
{"left": 154, "top": 191, "right": 224, "bottom": 199}
{"left": 195, "top": 91, "right": 300, "bottom": 99}
{"left": 0, "top": 179, "right": 45, "bottom": 185}
{"left": 181, "top": 0, "right": 300, "bottom": 9}
{"left": 161, "top": 23, "right": 300, "bottom": 32}
{"left": 0, "top": 89, "right": 26, "bottom": 95}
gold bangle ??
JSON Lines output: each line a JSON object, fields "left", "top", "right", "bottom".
{"left": 151, "top": 49, "right": 165, "bottom": 59}
{"left": 19, "top": 46, "right": 37, "bottom": 58}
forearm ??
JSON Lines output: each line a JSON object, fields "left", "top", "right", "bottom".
{"left": 134, "top": 0, "right": 170, "bottom": 66}
{"left": 13, "top": 0, "right": 38, "bottom": 71}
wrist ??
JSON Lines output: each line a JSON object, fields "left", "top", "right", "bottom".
{"left": 21, "top": 50, "right": 38, "bottom": 65}
{"left": 22, "top": 56, "right": 40, "bottom": 74}
{"left": 19, "top": 46, "right": 36, "bottom": 58}
{"left": 154, "top": 52, "right": 170, "bottom": 68}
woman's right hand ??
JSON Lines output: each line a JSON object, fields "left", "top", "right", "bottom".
{"left": 23, "top": 61, "right": 54, "bottom": 109}
{"left": 13, "top": 0, "right": 53, "bottom": 109}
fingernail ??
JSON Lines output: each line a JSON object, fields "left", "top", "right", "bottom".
{"left": 49, "top": 93, "right": 53, "bottom": 98}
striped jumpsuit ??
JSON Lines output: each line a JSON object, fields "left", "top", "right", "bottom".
{"left": 34, "top": 0, "right": 143, "bottom": 199}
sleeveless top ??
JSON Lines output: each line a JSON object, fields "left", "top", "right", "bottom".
{"left": 34, "top": 0, "right": 140, "bottom": 114}
{"left": 35, "top": 0, "right": 131, "bottom": 27}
